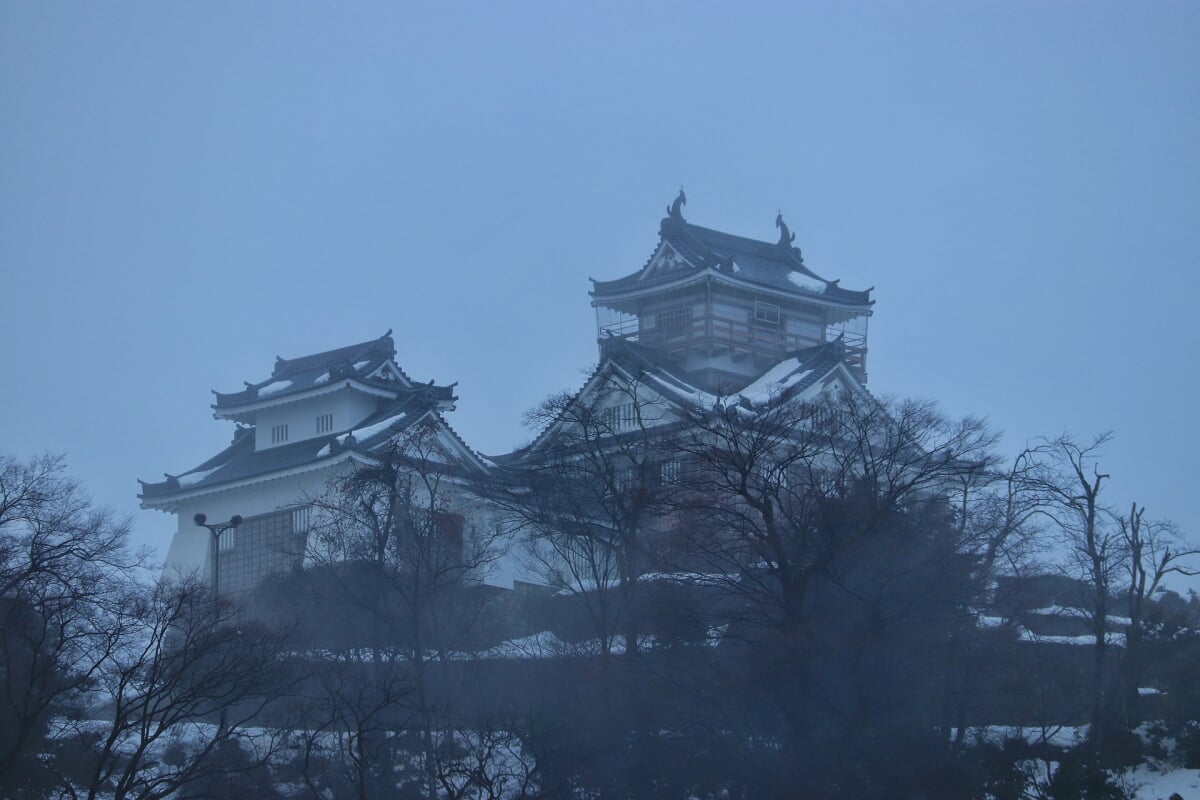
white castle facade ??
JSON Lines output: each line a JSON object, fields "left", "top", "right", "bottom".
{"left": 140, "top": 193, "right": 874, "bottom": 594}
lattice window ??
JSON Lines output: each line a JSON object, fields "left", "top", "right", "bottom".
{"left": 656, "top": 306, "right": 692, "bottom": 339}
{"left": 600, "top": 402, "right": 638, "bottom": 431}
{"left": 291, "top": 505, "right": 312, "bottom": 535}
{"left": 216, "top": 508, "right": 307, "bottom": 594}
{"left": 316, "top": 413, "right": 333, "bottom": 434}
{"left": 271, "top": 424, "right": 289, "bottom": 444}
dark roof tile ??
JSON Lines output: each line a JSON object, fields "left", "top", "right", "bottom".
{"left": 592, "top": 217, "right": 872, "bottom": 307}
{"left": 139, "top": 390, "right": 475, "bottom": 502}
{"left": 211, "top": 331, "right": 456, "bottom": 411}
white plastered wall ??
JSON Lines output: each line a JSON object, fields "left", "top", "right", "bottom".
{"left": 160, "top": 460, "right": 534, "bottom": 590}
{"left": 253, "top": 389, "right": 381, "bottom": 450}
{"left": 162, "top": 465, "right": 345, "bottom": 583}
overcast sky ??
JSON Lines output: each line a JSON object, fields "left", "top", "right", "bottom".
{"left": 2, "top": 2, "right": 1197, "bottom": 582}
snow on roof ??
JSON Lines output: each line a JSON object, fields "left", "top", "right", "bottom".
{"left": 787, "top": 270, "right": 826, "bottom": 293}
{"left": 257, "top": 379, "right": 294, "bottom": 397}
{"left": 736, "top": 358, "right": 813, "bottom": 406}
{"left": 647, "top": 376, "right": 719, "bottom": 410}
{"left": 176, "top": 465, "right": 220, "bottom": 488}
{"left": 338, "top": 412, "right": 407, "bottom": 445}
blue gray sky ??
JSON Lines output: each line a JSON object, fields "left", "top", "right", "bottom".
{"left": 2, "top": 3, "right": 1197, "bottom": 580}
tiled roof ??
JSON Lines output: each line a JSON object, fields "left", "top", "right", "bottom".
{"left": 729, "top": 338, "right": 850, "bottom": 407}
{"left": 603, "top": 336, "right": 853, "bottom": 408}
{"left": 591, "top": 214, "right": 872, "bottom": 307}
{"left": 211, "top": 330, "right": 456, "bottom": 411}
{"left": 140, "top": 393, "right": 484, "bottom": 504}
{"left": 504, "top": 338, "right": 858, "bottom": 463}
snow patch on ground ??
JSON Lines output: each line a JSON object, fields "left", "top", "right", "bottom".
{"left": 1016, "top": 627, "right": 1127, "bottom": 647}
{"left": 1128, "top": 761, "right": 1200, "bottom": 798}
{"left": 957, "top": 725, "right": 1088, "bottom": 749}
{"left": 1030, "top": 605, "right": 1134, "bottom": 627}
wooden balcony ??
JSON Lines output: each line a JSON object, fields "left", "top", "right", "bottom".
{"left": 602, "top": 313, "right": 867, "bottom": 376}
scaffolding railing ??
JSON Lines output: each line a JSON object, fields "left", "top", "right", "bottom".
{"left": 596, "top": 307, "right": 869, "bottom": 379}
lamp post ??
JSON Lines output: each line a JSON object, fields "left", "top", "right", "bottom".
{"left": 193, "top": 513, "right": 242, "bottom": 598}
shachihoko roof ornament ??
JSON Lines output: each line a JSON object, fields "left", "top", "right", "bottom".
{"left": 667, "top": 187, "right": 686, "bottom": 222}
{"left": 776, "top": 211, "right": 804, "bottom": 268}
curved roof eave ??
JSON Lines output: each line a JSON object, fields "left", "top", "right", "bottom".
{"left": 139, "top": 451, "right": 364, "bottom": 512}
{"left": 591, "top": 268, "right": 873, "bottom": 311}
{"left": 211, "top": 379, "right": 403, "bottom": 419}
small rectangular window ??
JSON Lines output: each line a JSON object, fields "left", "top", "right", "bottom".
{"left": 316, "top": 413, "right": 333, "bottom": 434}
{"left": 271, "top": 424, "right": 289, "bottom": 444}
{"left": 755, "top": 301, "right": 781, "bottom": 326}
{"left": 600, "top": 402, "right": 638, "bottom": 431}
{"left": 660, "top": 460, "right": 681, "bottom": 485}
{"left": 218, "top": 528, "right": 236, "bottom": 551}
{"left": 291, "top": 505, "right": 312, "bottom": 535}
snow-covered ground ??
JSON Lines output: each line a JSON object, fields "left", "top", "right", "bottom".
{"left": 957, "top": 724, "right": 1200, "bottom": 799}
{"left": 1128, "top": 762, "right": 1200, "bottom": 799}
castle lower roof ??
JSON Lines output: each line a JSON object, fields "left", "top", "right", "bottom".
{"left": 139, "top": 393, "right": 486, "bottom": 508}
{"left": 502, "top": 337, "right": 861, "bottom": 464}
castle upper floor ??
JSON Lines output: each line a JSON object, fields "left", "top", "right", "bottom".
{"left": 590, "top": 192, "right": 873, "bottom": 393}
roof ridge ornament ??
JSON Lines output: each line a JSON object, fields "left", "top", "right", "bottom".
{"left": 666, "top": 188, "right": 686, "bottom": 222}
{"left": 776, "top": 211, "right": 805, "bottom": 267}
{"left": 776, "top": 211, "right": 795, "bottom": 246}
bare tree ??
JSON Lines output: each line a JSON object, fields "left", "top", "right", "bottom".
{"left": 660, "top": 393, "right": 999, "bottom": 790}
{"left": 492, "top": 377, "right": 676, "bottom": 657}
{"left": 672, "top": 392, "right": 996, "bottom": 635}
{"left": 943, "top": 445, "right": 1053, "bottom": 754}
{"left": 0, "top": 454, "right": 140, "bottom": 795}
{"left": 305, "top": 418, "right": 503, "bottom": 799}
{"left": 1021, "top": 433, "right": 1126, "bottom": 757}
{"left": 45, "top": 577, "right": 291, "bottom": 800}
{"left": 1116, "top": 502, "right": 1197, "bottom": 727}
{"left": 293, "top": 648, "right": 416, "bottom": 800}
{"left": 434, "top": 720, "right": 540, "bottom": 800}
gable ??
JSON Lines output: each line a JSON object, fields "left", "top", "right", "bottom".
{"left": 639, "top": 241, "right": 695, "bottom": 282}
{"left": 366, "top": 359, "right": 413, "bottom": 387}
{"left": 523, "top": 359, "right": 705, "bottom": 458}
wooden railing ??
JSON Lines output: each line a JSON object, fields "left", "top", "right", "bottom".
{"left": 602, "top": 313, "right": 867, "bottom": 374}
